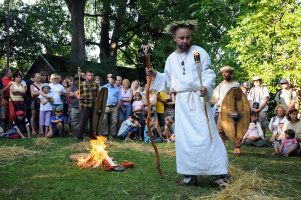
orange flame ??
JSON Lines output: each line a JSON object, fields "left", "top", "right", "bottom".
{"left": 193, "top": 50, "right": 200, "bottom": 62}
{"left": 77, "top": 136, "right": 111, "bottom": 168}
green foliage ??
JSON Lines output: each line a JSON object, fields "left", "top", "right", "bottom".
{"left": 0, "top": 0, "right": 71, "bottom": 71}
{"left": 227, "top": 0, "right": 301, "bottom": 88}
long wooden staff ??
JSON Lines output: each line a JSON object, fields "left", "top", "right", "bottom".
{"left": 193, "top": 51, "right": 212, "bottom": 140}
{"left": 144, "top": 45, "right": 163, "bottom": 178}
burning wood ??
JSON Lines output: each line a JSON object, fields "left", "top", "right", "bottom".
{"left": 77, "top": 136, "right": 116, "bottom": 168}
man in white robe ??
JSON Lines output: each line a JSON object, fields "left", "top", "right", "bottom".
{"left": 146, "top": 20, "right": 229, "bottom": 188}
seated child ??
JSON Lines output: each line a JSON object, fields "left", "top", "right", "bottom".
{"left": 243, "top": 111, "right": 270, "bottom": 147}
{"left": 270, "top": 122, "right": 285, "bottom": 143}
{"left": 47, "top": 107, "right": 65, "bottom": 138}
{"left": 163, "top": 116, "right": 175, "bottom": 140}
{"left": 273, "top": 129, "right": 298, "bottom": 157}
{"left": 1, "top": 110, "right": 30, "bottom": 139}
{"left": 144, "top": 117, "right": 156, "bottom": 143}
{"left": 117, "top": 114, "right": 141, "bottom": 141}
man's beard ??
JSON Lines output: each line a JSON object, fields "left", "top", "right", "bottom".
{"left": 178, "top": 44, "right": 191, "bottom": 52}
{"left": 224, "top": 76, "right": 232, "bottom": 81}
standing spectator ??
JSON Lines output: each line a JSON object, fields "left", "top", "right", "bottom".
{"left": 118, "top": 79, "right": 133, "bottom": 132}
{"left": 9, "top": 73, "right": 27, "bottom": 126}
{"left": 0, "top": 76, "right": 4, "bottom": 120}
{"left": 155, "top": 91, "right": 167, "bottom": 136}
{"left": 69, "top": 74, "right": 84, "bottom": 137}
{"left": 76, "top": 71, "right": 99, "bottom": 142}
{"left": 115, "top": 76, "right": 123, "bottom": 90}
{"left": 132, "top": 92, "right": 144, "bottom": 140}
{"left": 94, "top": 76, "right": 102, "bottom": 90}
{"left": 25, "top": 73, "right": 35, "bottom": 127}
{"left": 15, "top": 69, "right": 26, "bottom": 85}
{"left": 62, "top": 77, "right": 73, "bottom": 135}
{"left": 81, "top": 72, "right": 86, "bottom": 80}
{"left": 106, "top": 73, "right": 112, "bottom": 82}
{"left": 101, "top": 75, "right": 122, "bottom": 139}
{"left": 30, "top": 73, "right": 43, "bottom": 135}
{"left": 165, "top": 92, "right": 175, "bottom": 120}
{"left": 47, "top": 74, "right": 66, "bottom": 115}
{"left": 39, "top": 84, "right": 53, "bottom": 136}
{"left": 247, "top": 76, "right": 270, "bottom": 137}
{"left": 139, "top": 81, "right": 146, "bottom": 98}
{"left": 1, "top": 68, "right": 13, "bottom": 128}
{"left": 40, "top": 71, "right": 49, "bottom": 83}
{"left": 275, "top": 79, "right": 299, "bottom": 113}
{"left": 131, "top": 80, "right": 140, "bottom": 98}
{"left": 57, "top": 74, "right": 62, "bottom": 84}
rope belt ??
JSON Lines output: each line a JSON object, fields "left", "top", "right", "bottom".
{"left": 177, "top": 89, "right": 204, "bottom": 111}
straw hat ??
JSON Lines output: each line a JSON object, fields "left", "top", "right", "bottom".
{"left": 252, "top": 76, "right": 262, "bottom": 82}
{"left": 220, "top": 65, "right": 235, "bottom": 73}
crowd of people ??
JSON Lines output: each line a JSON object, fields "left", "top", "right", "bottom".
{"left": 210, "top": 66, "right": 301, "bottom": 157}
{"left": 0, "top": 69, "right": 176, "bottom": 143}
{"left": 0, "top": 66, "right": 300, "bottom": 158}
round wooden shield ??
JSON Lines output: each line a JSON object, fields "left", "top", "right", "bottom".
{"left": 221, "top": 87, "right": 250, "bottom": 141}
{"left": 92, "top": 87, "right": 108, "bottom": 136}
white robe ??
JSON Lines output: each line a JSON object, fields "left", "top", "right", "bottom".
{"left": 150, "top": 45, "right": 228, "bottom": 175}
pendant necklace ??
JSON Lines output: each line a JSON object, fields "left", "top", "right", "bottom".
{"left": 177, "top": 50, "right": 188, "bottom": 75}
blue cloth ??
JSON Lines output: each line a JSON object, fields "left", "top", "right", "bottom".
{"left": 6, "top": 128, "right": 18, "bottom": 138}
{"left": 49, "top": 115, "right": 65, "bottom": 129}
{"left": 0, "top": 76, "right": 4, "bottom": 89}
{"left": 118, "top": 104, "right": 132, "bottom": 120}
{"left": 121, "top": 126, "right": 139, "bottom": 139}
{"left": 144, "top": 125, "right": 154, "bottom": 143}
{"left": 117, "top": 119, "right": 133, "bottom": 137}
{"left": 170, "top": 123, "right": 174, "bottom": 136}
{"left": 103, "top": 84, "right": 122, "bottom": 106}
{"left": 52, "top": 104, "right": 63, "bottom": 109}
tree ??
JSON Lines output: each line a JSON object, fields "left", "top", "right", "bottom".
{"left": 227, "top": 0, "right": 301, "bottom": 93}
{"left": 0, "top": 0, "right": 71, "bottom": 71}
{"left": 65, "top": 0, "right": 87, "bottom": 67}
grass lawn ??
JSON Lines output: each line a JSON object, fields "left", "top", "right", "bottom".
{"left": 0, "top": 130, "right": 300, "bottom": 200}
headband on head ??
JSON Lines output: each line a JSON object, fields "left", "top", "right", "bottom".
{"left": 164, "top": 20, "right": 198, "bottom": 35}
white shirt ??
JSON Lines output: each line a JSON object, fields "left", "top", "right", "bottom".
{"left": 247, "top": 86, "right": 269, "bottom": 112}
{"left": 39, "top": 93, "right": 53, "bottom": 111}
{"left": 49, "top": 83, "right": 66, "bottom": 104}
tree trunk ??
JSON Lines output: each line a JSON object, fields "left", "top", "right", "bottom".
{"left": 65, "top": 0, "right": 86, "bottom": 67}
{"left": 99, "top": 0, "right": 111, "bottom": 61}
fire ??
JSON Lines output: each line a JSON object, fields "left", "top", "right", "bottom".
{"left": 192, "top": 50, "right": 200, "bottom": 62}
{"left": 77, "top": 136, "right": 115, "bottom": 168}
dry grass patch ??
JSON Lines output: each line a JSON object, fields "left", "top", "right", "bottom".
{"left": 62, "top": 141, "right": 91, "bottom": 151}
{"left": 35, "top": 137, "right": 53, "bottom": 147}
{"left": 200, "top": 165, "right": 279, "bottom": 200}
{"left": 0, "top": 145, "right": 39, "bottom": 160}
